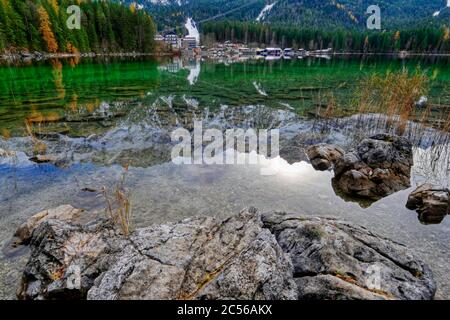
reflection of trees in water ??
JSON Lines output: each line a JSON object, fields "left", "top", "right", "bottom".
{"left": 413, "top": 144, "right": 450, "bottom": 188}
{"left": 50, "top": 59, "right": 65, "bottom": 100}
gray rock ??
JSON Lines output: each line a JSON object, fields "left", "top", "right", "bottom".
{"left": 18, "top": 209, "right": 297, "bottom": 300}
{"left": 406, "top": 184, "right": 450, "bottom": 224}
{"left": 17, "top": 207, "right": 436, "bottom": 300}
{"left": 306, "top": 144, "right": 344, "bottom": 171}
{"left": 279, "top": 145, "right": 308, "bottom": 165}
{"left": 14, "top": 205, "right": 84, "bottom": 245}
{"left": 262, "top": 212, "right": 436, "bottom": 300}
{"left": 332, "top": 134, "right": 413, "bottom": 204}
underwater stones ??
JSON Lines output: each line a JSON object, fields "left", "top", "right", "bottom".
{"left": 17, "top": 207, "right": 436, "bottom": 300}
{"left": 414, "top": 96, "right": 428, "bottom": 109}
{"left": 0, "top": 147, "right": 18, "bottom": 158}
{"left": 306, "top": 144, "right": 344, "bottom": 171}
{"left": 332, "top": 134, "right": 413, "bottom": 202}
{"left": 406, "top": 184, "right": 450, "bottom": 224}
{"left": 29, "top": 154, "right": 59, "bottom": 164}
{"left": 14, "top": 205, "right": 84, "bottom": 245}
{"left": 0, "top": 148, "right": 9, "bottom": 157}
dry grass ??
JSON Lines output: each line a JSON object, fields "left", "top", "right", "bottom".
{"left": 101, "top": 165, "right": 132, "bottom": 237}
{"left": 443, "top": 113, "right": 450, "bottom": 132}
{"left": 323, "top": 91, "right": 337, "bottom": 119}
{"left": 356, "top": 68, "right": 430, "bottom": 134}
{"left": 24, "top": 119, "right": 47, "bottom": 155}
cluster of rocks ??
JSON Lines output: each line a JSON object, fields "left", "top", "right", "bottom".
{"left": 305, "top": 134, "right": 449, "bottom": 222}
{"left": 406, "top": 184, "right": 450, "bottom": 224}
{"left": 1, "top": 51, "right": 150, "bottom": 62}
{"left": 305, "top": 134, "right": 412, "bottom": 203}
{"left": 332, "top": 134, "right": 413, "bottom": 201}
{"left": 14, "top": 205, "right": 436, "bottom": 300}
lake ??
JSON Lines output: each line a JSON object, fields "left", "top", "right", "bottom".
{"left": 1, "top": 55, "right": 449, "bottom": 135}
{"left": 0, "top": 55, "right": 449, "bottom": 299}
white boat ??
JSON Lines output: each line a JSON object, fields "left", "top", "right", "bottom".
{"left": 283, "top": 48, "right": 294, "bottom": 57}
{"left": 266, "top": 47, "right": 282, "bottom": 56}
{"left": 309, "top": 48, "right": 333, "bottom": 55}
{"left": 256, "top": 48, "right": 268, "bottom": 56}
{"left": 239, "top": 47, "right": 254, "bottom": 56}
{"left": 298, "top": 48, "right": 308, "bottom": 57}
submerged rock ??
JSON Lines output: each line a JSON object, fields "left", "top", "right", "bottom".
{"left": 16, "top": 206, "right": 435, "bottom": 300}
{"left": 0, "top": 148, "right": 16, "bottom": 158}
{"left": 0, "top": 148, "right": 8, "bottom": 157}
{"left": 332, "top": 134, "right": 413, "bottom": 202}
{"left": 29, "top": 154, "right": 58, "bottom": 164}
{"left": 406, "top": 184, "right": 450, "bottom": 224}
{"left": 306, "top": 144, "right": 344, "bottom": 171}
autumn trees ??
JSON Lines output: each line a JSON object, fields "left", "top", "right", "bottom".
{"left": 37, "top": 4, "right": 58, "bottom": 53}
{"left": 0, "top": 0, "right": 156, "bottom": 54}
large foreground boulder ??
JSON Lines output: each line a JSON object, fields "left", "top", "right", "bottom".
{"left": 406, "top": 184, "right": 450, "bottom": 224}
{"left": 332, "top": 134, "right": 413, "bottom": 202}
{"left": 262, "top": 212, "right": 435, "bottom": 300}
{"left": 16, "top": 208, "right": 436, "bottom": 300}
{"left": 18, "top": 209, "right": 297, "bottom": 300}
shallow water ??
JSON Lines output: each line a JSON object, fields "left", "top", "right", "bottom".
{"left": 1, "top": 144, "right": 449, "bottom": 299}
{"left": 0, "top": 56, "right": 449, "bottom": 300}
{"left": 1, "top": 55, "right": 449, "bottom": 135}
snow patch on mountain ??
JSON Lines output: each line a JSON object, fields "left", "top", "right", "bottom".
{"left": 149, "top": 0, "right": 183, "bottom": 5}
{"left": 185, "top": 17, "right": 200, "bottom": 44}
{"left": 256, "top": 2, "right": 277, "bottom": 22}
{"left": 433, "top": 0, "right": 450, "bottom": 16}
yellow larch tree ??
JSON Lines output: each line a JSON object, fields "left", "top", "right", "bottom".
{"left": 37, "top": 5, "right": 58, "bottom": 53}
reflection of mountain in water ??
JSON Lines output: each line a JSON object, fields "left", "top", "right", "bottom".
{"left": 1, "top": 102, "right": 449, "bottom": 232}
{"left": 2, "top": 102, "right": 448, "bottom": 191}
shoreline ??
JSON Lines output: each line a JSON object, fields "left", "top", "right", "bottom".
{"left": 1, "top": 51, "right": 449, "bottom": 63}
{"left": 0, "top": 51, "right": 174, "bottom": 62}
{"left": 332, "top": 52, "right": 450, "bottom": 57}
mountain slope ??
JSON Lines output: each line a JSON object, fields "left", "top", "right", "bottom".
{"left": 124, "top": 0, "right": 449, "bottom": 31}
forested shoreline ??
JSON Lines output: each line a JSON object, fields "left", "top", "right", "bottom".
{"left": 0, "top": 0, "right": 448, "bottom": 55}
{"left": 202, "top": 21, "right": 450, "bottom": 53}
{"left": 0, "top": 0, "right": 156, "bottom": 54}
